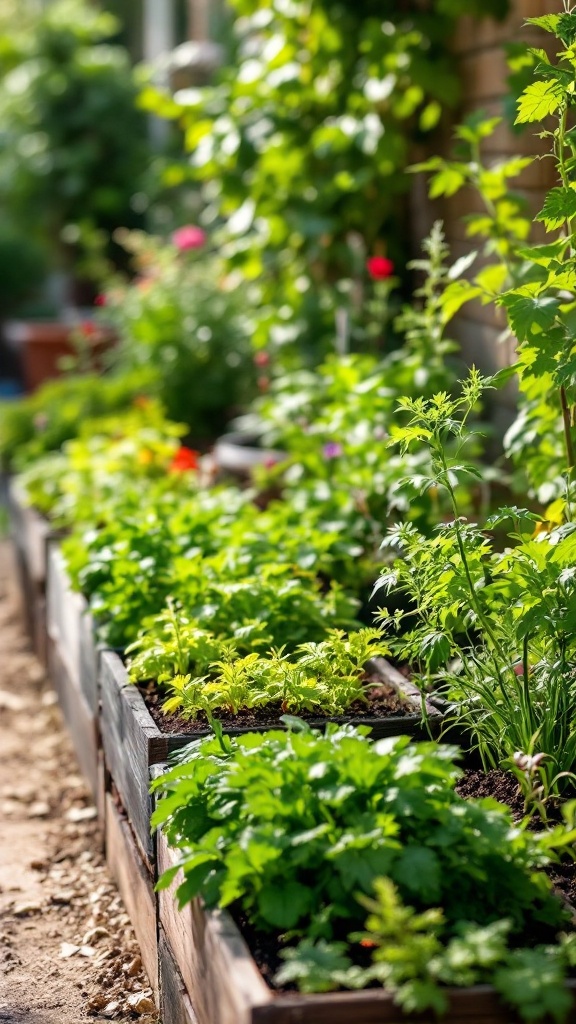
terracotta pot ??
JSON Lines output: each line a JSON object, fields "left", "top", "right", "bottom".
{"left": 4, "top": 319, "right": 115, "bottom": 392}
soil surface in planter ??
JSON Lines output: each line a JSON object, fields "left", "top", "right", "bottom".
{"left": 456, "top": 769, "right": 576, "bottom": 905}
{"left": 0, "top": 543, "right": 158, "bottom": 1024}
{"left": 138, "top": 672, "right": 416, "bottom": 736}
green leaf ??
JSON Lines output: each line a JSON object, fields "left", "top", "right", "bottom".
{"left": 515, "top": 80, "right": 563, "bottom": 125}
{"left": 394, "top": 846, "right": 441, "bottom": 901}
{"left": 494, "top": 949, "right": 572, "bottom": 1024}
{"left": 500, "top": 293, "right": 560, "bottom": 341}
{"left": 439, "top": 280, "right": 482, "bottom": 322}
{"left": 525, "top": 16, "right": 560, "bottom": 35}
{"left": 275, "top": 939, "right": 352, "bottom": 993}
{"left": 536, "top": 187, "right": 576, "bottom": 230}
{"left": 258, "top": 881, "right": 313, "bottom": 929}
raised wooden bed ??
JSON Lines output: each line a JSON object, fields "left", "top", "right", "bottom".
{"left": 100, "top": 649, "right": 440, "bottom": 868}
{"left": 156, "top": 831, "right": 576, "bottom": 1024}
{"left": 6, "top": 475, "right": 52, "bottom": 659}
{"left": 105, "top": 792, "right": 159, "bottom": 999}
{"left": 46, "top": 541, "right": 99, "bottom": 714}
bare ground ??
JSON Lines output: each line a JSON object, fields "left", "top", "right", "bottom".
{"left": 0, "top": 543, "right": 159, "bottom": 1024}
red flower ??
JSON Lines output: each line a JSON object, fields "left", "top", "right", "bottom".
{"left": 94, "top": 293, "right": 107, "bottom": 307}
{"left": 172, "top": 225, "right": 207, "bottom": 251}
{"left": 254, "top": 350, "right": 270, "bottom": 368}
{"left": 169, "top": 446, "right": 200, "bottom": 473}
{"left": 366, "top": 256, "right": 394, "bottom": 280}
{"left": 79, "top": 320, "right": 99, "bottom": 338}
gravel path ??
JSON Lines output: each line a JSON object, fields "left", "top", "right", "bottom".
{"left": 0, "top": 542, "right": 159, "bottom": 1023}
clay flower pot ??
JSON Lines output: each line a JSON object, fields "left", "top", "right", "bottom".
{"left": 4, "top": 319, "right": 116, "bottom": 392}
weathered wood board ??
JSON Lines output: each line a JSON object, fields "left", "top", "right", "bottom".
{"left": 6, "top": 476, "right": 52, "bottom": 657}
{"left": 105, "top": 793, "right": 159, "bottom": 999}
{"left": 46, "top": 542, "right": 99, "bottom": 713}
{"left": 158, "top": 929, "right": 198, "bottom": 1024}
{"left": 47, "top": 636, "right": 100, "bottom": 803}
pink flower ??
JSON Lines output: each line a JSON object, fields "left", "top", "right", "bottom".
{"left": 366, "top": 256, "right": 394, "bottom": 280}
{"left": 323, "top": 442, "right": 343, "bottom": 460}
{"left": 254, "top": 351, "right": 270, "bottom": 368}
{"left": 94, "top": 293, "right": 107, "bottom": 307}
{"left": 172, "top": 225, "right": 207, "bottom": 251}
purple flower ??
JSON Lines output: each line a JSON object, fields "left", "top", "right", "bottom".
{"left": 323, "top": 442, "right": 343, "bottom": 460}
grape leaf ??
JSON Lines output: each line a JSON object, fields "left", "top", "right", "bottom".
{"left": 500, "top": 293, "right": 560, "bottom": 341}
{"left": 515, "top": 80, "right": 564, "bottom": 125}
{"left": 536, "top": 187, "right": 576, "bottom": 230}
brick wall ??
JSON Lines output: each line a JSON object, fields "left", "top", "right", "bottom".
{"left": 412, "top": 0, "right": 559, "bottom": 426}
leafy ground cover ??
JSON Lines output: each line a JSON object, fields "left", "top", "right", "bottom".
{"left": 153, "top": 722, "right": 576, "bottom": 1019}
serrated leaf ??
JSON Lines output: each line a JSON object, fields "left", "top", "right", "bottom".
{"left": 536, "top": 187, "right": 576, "bottom": 230}
{"left": 516, "top": 239, "right": 569, "bottom": 267}
{"left": 515, "top": 80, "right": 563, "bottom": 125}
{"left": 525, "top": 15, "right": 560, "bottom": 34}
{"left": 500, "top": 293, "right": 560, "bottom": 341}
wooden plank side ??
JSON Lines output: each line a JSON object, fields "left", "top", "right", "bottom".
{"left": 157, "top": 831, "right": 272, "bottom": 1024}
{"left": 105, "top": 793, "right": 159, "bottom": 999}
{"left": 46, "top": 543, "right": 82, "bottom": 687}
{"left": 159, "top": 930, "right": 199, "bottom": 1024}
{"left": 100, "top": 651, "right": 163, "bottom": 867}
{"left": 46, "top": 542, "right": 99, "bottom": 711}
{"left": 47, "top": 637, "right": 99, "bottom": 802}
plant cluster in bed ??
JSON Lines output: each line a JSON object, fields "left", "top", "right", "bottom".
{"left": 129, "top": 625, "right": 390, "bottom": 719}
{"left": 153, "top": 722, "right": 576, "bottom": 1019}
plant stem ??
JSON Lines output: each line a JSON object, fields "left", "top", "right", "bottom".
{"left": 560, "top": 384, "right": 575, "bottom": 474}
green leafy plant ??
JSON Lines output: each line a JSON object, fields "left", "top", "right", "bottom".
{"left": 377, "top": 372, "right": 576, "bottom": 807}
{"left": 19, "top": 402, "right": 192, "bottom": 524}
{"left": 495, "top": 7, "right": 576, "bottom": 506}
{"left": 62, "top": 480, "right": 361, "bottom": 650}
{"left": 246, "top": 223, "right": 491, "bottom": 547}
{"left": 0, "top": 368, "right": 155, "bottom": 470}
{"left": 0, "top": 0, "right": 148, "bottom": 282}
{"left": 130, "top": 627, "right": 387, "bottom": 719}
{"left": 103, "top": 229, "right": 257, "bottom": 437}
{"left": 152, "top": 723, "right": 575, "bottom": 1016}
{"left": 141, "top": 0, "right": 508, "bottom": 361}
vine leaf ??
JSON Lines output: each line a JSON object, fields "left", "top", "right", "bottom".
{"left": 536, "top": 187, "right": 576, "bottom": 231}
{"left": 515, "top": 80, "right": 563, "bottom": 124}
{"left": 499, "top": 294, "right": 560, "bottom": 342}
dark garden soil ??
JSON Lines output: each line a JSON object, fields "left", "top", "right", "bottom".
{"left": 0, "top": 543, "right": 158, "bottom": 1024}
{"left": 455, "top": 768, "right": 525, "bottom": 816}
{"left": 456, "top": 768, "right": 576, "bottom": 908}
{"left": 139, "top": 674, "right": 415, "bottom": 736}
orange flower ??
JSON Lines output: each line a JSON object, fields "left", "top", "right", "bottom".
{"left": 169, "top": 446, "right": 200, "bottom": 473}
